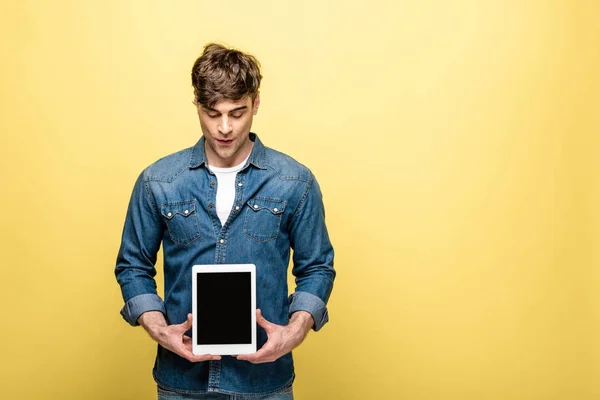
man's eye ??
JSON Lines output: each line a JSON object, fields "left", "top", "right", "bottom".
{"left": 207, "top": 113, "right": 219, "bottom": 118}
{"left": 230, "top": 113, "right": 243, "bottom": 119}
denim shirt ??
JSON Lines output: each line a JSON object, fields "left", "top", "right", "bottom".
{"left": 115, "top": 133, "right": 335, "bottom": 396}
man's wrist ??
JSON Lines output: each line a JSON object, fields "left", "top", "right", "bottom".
{"left": 138, "top": 311, "right": 168, "bottom": 341}
{"left": 288, "top": 311, "right": 314, "bottom": 339}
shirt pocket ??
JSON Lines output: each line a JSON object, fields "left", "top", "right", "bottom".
{"left": 161, "top": 200, "right": 201, "bottom": 245}
{"left": 243, "top": 198, "right": 286, "bottom": 243}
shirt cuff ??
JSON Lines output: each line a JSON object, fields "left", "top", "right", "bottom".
{"left": 288, "top": 291, "right": 329, "bottom": 332}
{"left": 120, "top": 293, "right": 166, "bottom": 326}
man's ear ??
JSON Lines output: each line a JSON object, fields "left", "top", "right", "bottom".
{"left": 253, "top": 92, "right": 260, "bottom": 115}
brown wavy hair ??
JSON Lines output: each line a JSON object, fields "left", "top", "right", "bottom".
{"left": 191, "top": 43, "right": 262, "bottom": 108}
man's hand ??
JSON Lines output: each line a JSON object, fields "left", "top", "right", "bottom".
{"left": 237, "top": 309, "right": 313, "bottom": 364}
{"left": 138, "top": 311, "right": 221, "bottom": 363}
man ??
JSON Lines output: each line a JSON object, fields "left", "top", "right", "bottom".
{"left": 115, "top": 43, "right": 335, "bottom": 399}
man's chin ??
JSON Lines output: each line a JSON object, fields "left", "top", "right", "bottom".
{"left": 215, "top": 150, "right": 237, "bottom": 162}
{"left": 218, "top": 148, "right": 234, "bottom": 156}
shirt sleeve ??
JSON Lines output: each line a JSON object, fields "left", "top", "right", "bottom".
{"left": 288, "top": 174, "right": 336, "bottom": 331}
{"left": 115, "top": 171, "right": 165, "bottom": 326}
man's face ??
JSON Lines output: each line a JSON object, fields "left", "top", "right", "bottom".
{"left": 197, "top": 95, "right": 260, "bottom": 168}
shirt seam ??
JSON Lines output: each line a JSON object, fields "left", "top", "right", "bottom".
{"left": 289, "top": 173, "right": 315, "bottom": 225}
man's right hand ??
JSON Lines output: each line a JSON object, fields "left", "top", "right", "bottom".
{"left": 138, "top": 311, "right": 221, "bottom": 363}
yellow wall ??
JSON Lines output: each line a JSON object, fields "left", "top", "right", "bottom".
{"left": 1, "top": 1, "right": 598, "bottom": 399}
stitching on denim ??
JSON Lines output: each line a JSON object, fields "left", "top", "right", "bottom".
{"left": 160, "top": 200, "right": 197, "bottom": 218}
{"left": 160, "top": 199, "right": 201, "bottom": 245}
{"left": 161, "top": 200, "right": 198, "bottom": 207}
{"left": 289, "top": 173, "right": 314, "bottom": 226}
{"left": 143, "top": 180, "right": 160, "bottom": 214}
{"left": 210, "top": 375, "right": 295, "bottom": 397}
{"left": 125, "top": 301, "right": 132, "bottom": 323}
{"left": 189, "top": 142, "right": 205, "bottom": 168}
{"left": 205, "top": 179, "right": 222, "bottom": 254}
{"left": 243, "top": 198, "right": 286, "bottom": 243}
{"left": 263, "top": 162, "right": 310, "bottom": 183}
{"left": 246, "top": 197, "right": 287, "bottom": 213}
{"left": 248, "top": 197, "right": 287, "bottom": 203}
{"left": 249, "top": 139, "right": 267, "bottom": 170}
{"left": 279, "top": 174, "right": 310, "bottom": 182}
{"left": 208, "top": 359, "right": 221, "bottom": 391}
{"left": 147, "top": 166, "right": 188, "bottom": 183}
{"left": 221, "top": 171, "right": 246, "bottom": 230}
{"left": 146, "top": 162, "right": 190, "bottom": 183}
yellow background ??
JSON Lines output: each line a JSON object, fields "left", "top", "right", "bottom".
{"left": 1, "top": 1, "right": 598, "bottom": 399}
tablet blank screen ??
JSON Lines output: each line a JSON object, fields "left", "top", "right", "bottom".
{"left": 195, "top": 272, "right": 252, "bottom": 345}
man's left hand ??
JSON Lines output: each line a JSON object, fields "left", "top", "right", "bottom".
{"left": 237, "top": 309, "right": 313, "bottom": 364}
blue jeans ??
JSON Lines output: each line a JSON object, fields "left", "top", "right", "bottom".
{"left": 157, "top": 386, "right": 294, "bottom": 400}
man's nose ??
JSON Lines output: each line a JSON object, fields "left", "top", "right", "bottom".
{"left": 218, "top": 116, "right": 233, "bottom": 134}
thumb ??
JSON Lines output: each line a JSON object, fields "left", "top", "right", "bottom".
{"left": 180, "top": 313, "right": 193, "bottom": 331}
{"left": 256, "top": 309, "right": 275, "bottom": 332}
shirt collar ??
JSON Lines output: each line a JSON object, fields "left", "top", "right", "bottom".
{"left": 189, "top": 132, "right": 267, "bottom": 170}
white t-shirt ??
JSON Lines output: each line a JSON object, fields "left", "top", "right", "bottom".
{"left": 208, "top": 155, "right": 249, "bottom": 226}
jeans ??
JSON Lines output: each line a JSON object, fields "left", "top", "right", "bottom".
{"left": 157, "top": 385, "right": 294, "bottom": 400}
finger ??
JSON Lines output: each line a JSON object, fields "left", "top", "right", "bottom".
{"left": 181, "top": 333, "right": 221, "bottom": 362}
{"left": 256, "top": 309, "right": 276, "bottom": 332}
{"left": 180, "top": 313, "right": 193, "bottom": 331}
{"left": 185, "top": 352, "right": 221, "bottom": 362}
{"left": 164, "top": 329, "right": 218, "bottom": 362}
{"left": 189, "top": 353, "right": 222, "bottom": 362}
{"left": 177, "top": 342, "right": 221, "bottom": 362}
{"left": 237, "top": 340, "right": 278, "bottom": 364}
{"left": 237, "top": 347, "right": 272, "bottom": 364}
{"left": 181, "top": 336, "right": 217, "bottom": 360}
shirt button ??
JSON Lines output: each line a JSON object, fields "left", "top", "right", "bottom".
{"left": 208, "top": 204, "right": 214, "bottom": 209}
{"left": 210, "top": 181, "right": 216, "bottom": 187}
{"left": 235, "top": 206, "right": 240, "bottom": 211}
{"left": 273, "top": 208, "right": 278, "bottom": 212}
{"left": 238, "top": 183, "right": 243, "bottom": 187}
{"left": 167, "top": 212, "right": 172, "bottom": 217}
{"left": 219, "top": 239, "right": 224, "bottom": 244}
{"left": 184, "top": 210, "right": 189, "bottom": 215}
{"left": 253, "top": 205, "right": 259, "bottom": 209}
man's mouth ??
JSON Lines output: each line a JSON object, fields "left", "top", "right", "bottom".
{"left": 215, "top": 138, "right": 233, "bottom": 146}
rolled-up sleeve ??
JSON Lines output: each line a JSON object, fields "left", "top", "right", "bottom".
{"left": 115, "top": 171, "right": 165, "bottom": 326}
{"left": 120, "top": 293, "right": 166, "bottom": 325}
{"left": 288, "top": 174, "right": 335, "bottom": 331}
{"left": 288, "top": 291, "right": 329, "bottom": 331}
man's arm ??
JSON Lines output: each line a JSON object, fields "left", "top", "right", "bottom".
{"left": 238, "top": 173, "right": 335, "bottom": 364}
{"left": 115, "top": 172, "right": 165, "bottom": 325}
{"left": 236, "top": 309, "right": 313, "bottom": 364}
{"left": 139, "top": 311, "right": 221, "bottom": 362}
{"left": 287, "top": 173, "right": 336, "bottom": 331}
{"left": 116, "top": 173, "right": 220, "bottom": 362}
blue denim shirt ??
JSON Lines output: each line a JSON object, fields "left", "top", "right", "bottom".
{"left": 115, "top": 133, "right": 335, "bottom": 396}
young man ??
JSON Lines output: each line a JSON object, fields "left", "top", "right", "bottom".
{"left": 115, "top": 43, "right": 335, "bottom": 399}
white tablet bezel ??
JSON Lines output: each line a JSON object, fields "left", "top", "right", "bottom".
{"left": 192, "top": 263, "right": 256, "bottom": 356}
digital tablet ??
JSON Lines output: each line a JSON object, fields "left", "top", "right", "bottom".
{"left": 192, "top": 264, "right": 257, "bottom": 355}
